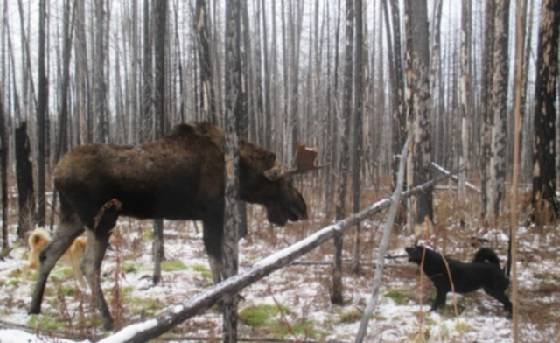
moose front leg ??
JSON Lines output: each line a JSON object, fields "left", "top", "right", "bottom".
{"left": 30, "top": 205, "right": 84, "bottom": 314}
{"left": 82, "top": 199, "right": 121, "bottom": 331}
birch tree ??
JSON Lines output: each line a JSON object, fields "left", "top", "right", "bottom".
{"left": 459, "top": 0, "right": 472, "bottom": 227}
{"left": 404, "top": 0, "right": 433, "bottom": 230}
{"left": 488, "top": 0, "right": 510, "bottom": 221}
{"left": 223, "top": 0, "right": 243, "bottom": 340}
{"left": 480, "top": 1, "right": 495, "bottom": 222}
{"left": 196, "top": 0, "right": 216, "bottom": 123}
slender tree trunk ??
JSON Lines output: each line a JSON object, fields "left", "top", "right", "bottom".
{"left": 261, "top": 0, "right": 271, "bottom": 149}
{"left": 388, "top": 0, "right": 406, "bottom": 182}
{"left": 37, "top": 0, "right": 47, "bottom": 227}
{"left": 532, "top": 0, "right": 560, "bottom": 223}
{"left": 142, "top": 0, "right": 153, "bottom": 141}
{"left": 0, "top": 95, "right": 8, "bottom": 255}
{"left": 351, "top": 0, "right": 364, "bottom": 275}
{"left": 404, "top": 0, "right": 433, "bottom": 230}
{"left": 152, "top": 0, "right": 167, "bottom": 286}
{"left": 332, "top": 0, "right": 353, "bottom": 305}
{"left": 93, "top": 0, "right": 107, "bottom": 143}
{"left": 488, "top": 0, "right": 510, "bottom": 222}
{"left": 480, "top": 1, "right": 495, "bottom": 222}
{"left": 196, "top": 0, "right": 216, "bottom": 124}
{"left": 16, "top": 122, "right": 34, "bottom": 240}
{"left": 56, "top": 0, "right": 75, "bottom": 162}
{"left": 223, "top": 0, "right": 243, "bottom": 340}
{"left": 511, "top": 1, "right": 528, "bottom": 340}
{"left": 459, "top": 0, "right": 472, "bottom": 228}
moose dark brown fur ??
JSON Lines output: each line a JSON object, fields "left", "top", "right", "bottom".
{"left": 29, "top": 122, "right": 307, "bottom": 330}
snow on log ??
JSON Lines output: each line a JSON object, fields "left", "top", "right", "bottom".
{"left": 100, "top": 172, "right": 456, "bottom": 343}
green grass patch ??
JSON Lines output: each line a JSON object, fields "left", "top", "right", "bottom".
{"left": 6, "top": 278, "right": 20, "bottom": 287}
{"left": 123, "top": 261, "right": 142, "bottom": 273}
{"left": 338, "top": 307, "right": 362, "bottom": 323}
{"left": 142, "top": 228, "right": 153, "bottom": 241}
{"left": 240, "top": 304, "right": 288, "bottom": 327}
{"left": 455, "top": 320, "right": 471, "bottom": 333}
{"left": 128, "top": 296, "right": 164, "bottom": 317}
{"left": 384, "top": 288, "right": 413, "bottom": 305}
{"left": 191, "top": 263, "right": 212, "bottom": 280}
{"left": 161, "top": 260, "right": 187, "bottom": 272}
{"left": 270, "top": 319, "right": 322, "bottom": 340}
{"left": 51, "top": 266, "right": 74, "bottom": 280}
{"left": 28, "top": 314, "right": 65, "bottom": 331}
{"left": 58, "top": 284, "right": 77, "bottom": 297}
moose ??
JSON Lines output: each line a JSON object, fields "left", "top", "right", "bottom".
{"left": 29, "top": 122, "right": 308, "bottom": 330}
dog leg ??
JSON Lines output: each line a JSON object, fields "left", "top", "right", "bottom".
{"left": 431, "top": 289, "right": 447, "bottom": 311}
{"left": 485, "top": 288, "right": 513, "bottom": 314}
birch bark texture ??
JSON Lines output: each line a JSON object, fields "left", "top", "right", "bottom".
{"left": 404, "top": 0, "right": 433, "bottom": 230}
{"left": 487, "top": 0, "right": 510, "bottom": 222}
{"left": 223, "top": 0, "right": 243, "bottom": 340}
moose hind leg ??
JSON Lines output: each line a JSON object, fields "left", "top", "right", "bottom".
{"left": 82, "top": 199, "right": 121, "bottom": 331}
{"left": 203, "top": 217, "right": 224, "bottom": 284}
{"left": 30, "top": 209, "right": 83, "bottom": 314}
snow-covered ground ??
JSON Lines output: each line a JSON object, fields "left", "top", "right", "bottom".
{"left": 0, "top": 199, "right": 559, "bottom": 342}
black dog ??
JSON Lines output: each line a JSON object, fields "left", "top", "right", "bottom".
{"left": 405, "top": 246, "right": 512, "bottom": 314}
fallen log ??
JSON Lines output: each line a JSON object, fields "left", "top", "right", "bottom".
{"left": 100, "top": 170, "right": 458, "bottom": 343}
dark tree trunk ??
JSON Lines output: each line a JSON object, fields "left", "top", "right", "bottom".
{"left": 532, "top": 0, "right": 560, "bottom": 223}
{"left": 142, "top": 0, "right": 153, "bottom": 141}
{"left": 94, "top": 0, "right": 108, "bottom": 143}
{"left": 37, "top": 0, "right": 47, "bottom": 227}
{"left": 0, "top": 96, "right": 8, "bottom": 254}
{"left": 480, "top": 0, "right": 495, "bottom": 222}
{"left": 151, "top": 0, "right": 167, "bottom": 286}
{"left": 332, "top": 0, "right": 353, "bottom": 305}
{"left": 351, "top": 0, "right": 364, "bottom": 275}
{"left": 261, "top": 0, "right": 271, "bottom": 149}
{"left": 16, "top": 122, "right": 34, "bottom": 240}
{"left": 56, "top": 0, "right": 74, "bottom": 162}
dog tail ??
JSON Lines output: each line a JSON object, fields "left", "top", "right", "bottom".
{"left": 28, "top": 228, "right": 52, "bottom": 248}
{"left": 472, "top": 248, "right": 501, "bottom": 267}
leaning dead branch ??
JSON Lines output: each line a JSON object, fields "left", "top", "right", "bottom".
{"left": 430, "top": 161, "right": 480, "bottom": 193}
{"left": 100, "top": 169, "right": 458, "bottom": 343}
{"left": 355, "top": 135, "right": 410, "bottom": 343}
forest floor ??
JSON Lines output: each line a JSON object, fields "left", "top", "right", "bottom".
{"left": 0, "top": 184, "right": 559, "bottom": 342}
